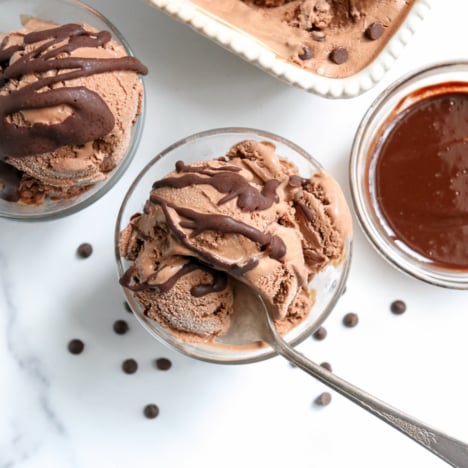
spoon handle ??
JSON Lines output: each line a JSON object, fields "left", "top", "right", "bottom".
{"left": 272, "top": 337, "right": 468, "bottom": 467}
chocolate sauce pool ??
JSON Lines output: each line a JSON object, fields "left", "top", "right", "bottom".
{"left": 372, "top": 83, "right": 468, "bottom": 269}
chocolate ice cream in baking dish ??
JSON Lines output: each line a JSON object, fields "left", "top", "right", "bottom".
{"left": 190, "top": 0, "right": 416, "bottom": 78}
{"left": 148, "top": 0, "right": 431, "bottom": 97}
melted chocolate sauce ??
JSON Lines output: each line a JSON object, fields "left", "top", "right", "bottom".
{"left": 151, "top": 193, "right": 286, "bottom": 272}
{"left": 372, "top": 85, "right": 468, "bottom": 269}
{"left": 0, "top": 161, "right": 21, "bottom": 201}
{"left": 288, "top": 175, "right": 304, "bottom": 187}
{"left": 119, "top": 266, "right": 148, "bottom": 292}
{"left": 296, "top": 201, "right": 318, "bottom": 224}
{"left": 148, "top": 262, "right": 198, "bottom": 292}
{"left": 147, "top": 158, "right": 290, "bottom": 271}
{"left": 190, "top": 269, "right": 228, "bottom": 297}
{"left": 121, "top": 155, "right": 291, "bottom": 297}
{"left": 0, "top": 23, "right": 147, "bottom": 200}
{"left": 120, "top": 259, "right": 228, "bottom": 297}
{"left": 175, "top": 160, "right": 241, "bottom": 173}
{"left": 268, "top": 235, "right": 287, "bottom": 259}
{"left": 154, "top": 161, "right": 279, "bottom": 212}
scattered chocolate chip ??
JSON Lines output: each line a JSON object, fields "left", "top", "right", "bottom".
{"left": 143, "top": 404, "right": 159, "bottom": 419}
{"left": 311, "top": 30, "right": 325, "bottom": 42}
{"left": 76, "top": 243, "right": 93, "bottom": 258}
{"left": 329, "top": 47, "right": 348, "bottom": 65}
{"left": 155, "top": 358, "right": 172, "bottom": 371}
{"left": 320, "top": 362, "right": 333, "bottom": 372}
{"left": 124, "top": 301, "right": 133, "bottom": 314}
{"left": 390, "top": 300, "right": 407, "bottom": 315}
{"left": 298, "top": 46, "right": 313, "bottom": 61}
{"left": 122, "top": 358, "right": 138, "bottom": 374}
{"left": 313, "top": 326, "right": 327, "bottom": 341}
{"left": 343, "top": 312, "right": 359, "bottom": 327}
{"left": 365, "top": 22, "right": 384, "bottom": 40}
{"left": 113, "top": 320, "right": 129, "bottom": 335}
{"left": 68, "top": 339, "right": 84, "bottom": 355}
{"left": 315, "top": 392, "right": 332, "bottom": 406}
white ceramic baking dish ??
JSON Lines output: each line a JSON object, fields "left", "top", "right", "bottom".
{"left": 147, "top": 0, "right": 432, "bottom": 98}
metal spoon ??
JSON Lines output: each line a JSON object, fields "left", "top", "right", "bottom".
{"left": 220, "top": 288, "right": 468, "bottom": 468}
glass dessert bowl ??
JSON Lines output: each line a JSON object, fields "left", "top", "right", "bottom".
{"left": 0, "top": 0, "right": 146, "bottom": 221}
{"left": 350, "top": 62, "right": 468, "bottom": 289}
{"left": 115, "top": 128, "right": 352, "bottom": 364}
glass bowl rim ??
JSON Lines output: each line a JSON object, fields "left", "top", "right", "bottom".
{"left": 0, "top": 0, "right": 145, "bottom": 222}
{"left": 115, "top": 127, "right": 352, "bottom": 364}
{"left": 349, "top": 61, "right": 468, "bottom": 289}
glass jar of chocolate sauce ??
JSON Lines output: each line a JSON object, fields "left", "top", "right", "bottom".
{"left": 350, "top": 62, "right": 468, "bottom": 289}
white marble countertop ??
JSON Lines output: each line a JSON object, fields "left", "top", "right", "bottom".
{"left": 1, "top": 1, "right": 468, "bottom": 467}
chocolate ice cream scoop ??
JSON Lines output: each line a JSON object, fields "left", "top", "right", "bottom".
{"left": 119, "top": 139, "right": 351, "bottom": 342}
{"left": 0, "top": 17, "right": 147, "bottom": 205}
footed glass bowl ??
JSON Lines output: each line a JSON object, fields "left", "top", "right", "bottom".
{"left": 115, "top": 128, "right": 352, "bottom": 364}
{"left": 0, "top": 0, "right": 145, "bottom": 221}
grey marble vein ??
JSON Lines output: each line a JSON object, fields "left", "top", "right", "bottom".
{"left": 0, "top": 252, "right": 76, "bottom": 468}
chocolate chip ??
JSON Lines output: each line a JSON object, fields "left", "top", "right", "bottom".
{"left": 320, "top": 362, "right": 333, "bottom": 372}
{"left": 313, "top": 326, "right": 327, "bottom": 341}
{"left": 68, "top": 339, "right": 84, "bottom": 354}
{"left": 365, "top": 22, "right": 384, "bottom": 40}
{"left": 390, "top": 300, "right": 407, "bottom": 315}
{"left": 76, "top": 242, "right": 93, "bottom": 258}
{"left": 315, "top": 392, "right": 332, "bottom": 406}
{"left": 124, "top": 301, "right": 133, "bottom": 314}
{"left": 143, "top": 404, "right": 159, "bottom": 419}
{"left": 343, "top": 312, "right": 359, "bottom": 327}
{"left": 113, "top": 320, "right": 129, "bottom": 335}
{"left": 155, "top": 358, "right": 172, "bottom": 371}
{"left": 122, "top": 358, "right": 138, "bottom": 374}
{"left": 329, "top": 47, "right": 348, "bottom": 65}
{"left": 311, "top": 30, "right": 325, "bottom": 42}
{"left": 298, "top": 46, "right": 313, "bottom": 61}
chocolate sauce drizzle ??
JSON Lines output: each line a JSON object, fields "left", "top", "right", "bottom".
{"left": 120, "top": 157, "right": 290, "bottom": 297}
{"left": 0, "top": 161, "right": 21, "bottom": 201}
{"left": 0, "top": 23, "right": 148, "bottom": 200}
{"left": 288, "top": 174, "right": 308, "bottom": 187}
{"left": 190, "top": 271, "right": 227, "bottom": 297}
{"left": 151, "top": 193, "right": 257, "bottom": 274}
{"left": 120, "top": 259, "right": 228, "bottom": 297}
{"left": 296, "top": 200, "right": 316, "bottom": 224}
{"left": 154, "top": 161, "right": 280, "bottom": 212}
{"left": 175, "top": 160, "right": 241, "bottom": 173}
{"left": 151, "top": 192, "right": 286, "bottom": 273}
